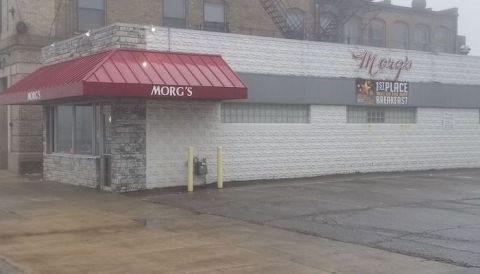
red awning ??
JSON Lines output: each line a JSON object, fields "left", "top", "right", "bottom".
{"left": 0, "top": 49, "right": 247, "bottom": 105}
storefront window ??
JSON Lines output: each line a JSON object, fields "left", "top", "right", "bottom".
{"left": 53, "top": 104, "right": 95, "bottom": 155}
{"left": 204, "top": 2, "right": 226, "bottom": 32}
{"left": 55, "top": 106, "right": 74, "bottom": 153}
{"left": 163, "top": 0, "right": 186, "bottom": 28}
{"left": 77, "top": 0, "right": 105, "bottom": 32}
{"left": 75, "top": 105, "right": 94, "bottom": 155}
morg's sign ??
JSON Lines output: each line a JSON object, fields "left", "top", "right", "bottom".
{"left": 352, "top": 49, "right": 413, "bottom": 81}
{"left": 356, "top": 79, "right": 409, "bottom": 105}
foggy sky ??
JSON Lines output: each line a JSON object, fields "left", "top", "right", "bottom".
{"left": 376, "top": 0, "right": 479, "bottom": 55}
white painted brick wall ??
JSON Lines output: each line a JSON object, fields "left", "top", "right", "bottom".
{"left": 147, "top": 101, "right": 480, "bottom": 189}
{"left": 146, "top": 100, "right": 220, "bottom": 188}
{"left": 146, "top": 27, "right": 480, "bottom": 85}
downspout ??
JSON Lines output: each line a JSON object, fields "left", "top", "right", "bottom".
{"left": 314, "top": 0, "right": 320, "bottom": 40}
{"left": 453, "top": 8, "right": 459, "bottom": 53}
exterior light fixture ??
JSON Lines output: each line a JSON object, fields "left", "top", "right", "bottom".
{"left": 85, "top": 30, "right": 91, "bottom": 37}
{"left": 142, "top": 61, "right": 148, "bottom": 67}
{"left": 150, "top": 25, "right": 156, "bottom": 32}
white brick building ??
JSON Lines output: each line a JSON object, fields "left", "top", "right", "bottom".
{"left": 1, "top": 24, "right": 480, "bottom": 191}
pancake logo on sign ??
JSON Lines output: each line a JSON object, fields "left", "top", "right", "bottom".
{"left": 356, "top": 79, "right": 409, "bottom": 105}
{"left": 27, "top": 90, "right": 41, "bottom": 102}
{"left": 151, "top": 86, "right": 193, "bottom": 97}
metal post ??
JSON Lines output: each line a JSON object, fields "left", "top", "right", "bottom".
{"left": 217, "top": 145, "right": 223, "bottom": 189}
{"left": 187, "top": 146, "right": 194, "bottom": 192}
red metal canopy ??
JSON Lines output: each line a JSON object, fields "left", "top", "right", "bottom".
{"left": 0, "top": 49, "right": 247, "bottom": 105}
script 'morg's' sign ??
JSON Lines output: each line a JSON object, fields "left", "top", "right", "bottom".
{"left": 356, "top": 79, "right": 409, "bottom": 105}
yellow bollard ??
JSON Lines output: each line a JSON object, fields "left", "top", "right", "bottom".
{"left": 187, "top": 146, "right": 194, "bottom": 192}
{"left": 217, "top": 145, "right": 224, "bottom": 189}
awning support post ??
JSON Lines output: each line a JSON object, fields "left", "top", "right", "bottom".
{"left": 217, "top": 146, "right": 224, "bottom": 189}
{"left": 187, "top": 146, "right": 194, "bottom": 193}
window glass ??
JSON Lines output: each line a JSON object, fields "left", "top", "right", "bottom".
{"left": 285, "top": 8, "right": 305, "bottom": 39}
{"left": 78, "top": 0, "right": 105, "bottom": 32}
{"left": 344, "top": 17, "right": 362, "bottom": 45}
{"left": 204, "top": 2, "right": 225, "bottom": 23}
{"left": 286, "top": 8, "right": 304, "bottom": 32}
{"left": 392, "top": 22, "right": 409, "bottom": 49}
{"left": 369, "top": 19, "right": 386, "bottom": 47}
{"left": 75, "top": 105, "right": 93, "bottom": 155}
{"left": 204, "top": 2, "right": 226, "bottom": 32}
{"left": 55, "top": 106, "right": 74, "bottom": 153}
{"left": 435, "top": 27, "right": 451, "bottom": 53}
{"left": 163, "top": 0, "right": 186, "bottom": 28}
{"left": 414, "top": 24, "right": 430, "bottom": 51}
{"left": 0, "top": 2, "right": 2, "bottom": 33}
{"left": 347, "top": 106, "right": 416, "bottom": 124}
{"left": 222, "top": 103, "right": 310, "bottom": 124}
{"left": 52, "top": 105, "right": 96, "bottom": 155}
{"left": 78, "top": 0, "right": 104, "bottom": 9}
{"left": 0, "top": 77, "right": 7, "bottom": 94}
{"left": 367, "top": 109, "right": 385, "bottom": 123}
{"left": 164, "top": 0, "right": 185, "bottom": 18}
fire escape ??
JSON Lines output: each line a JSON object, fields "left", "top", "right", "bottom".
{"left": 261, "top": 0, "right": 370, "bottom": 42}
{"left": 317, "top": 0, "right": 373, "bottom": 42}
{"left": 259, "top": 0, "right": 305, "bottom": 39}
{"left": 318, "top": 1, "right": 341, "bottom": 42}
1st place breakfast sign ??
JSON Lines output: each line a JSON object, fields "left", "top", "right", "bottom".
{"left": 356, "top": 79, "right": 409, "bottom": 105}
{"left": 353, "top": 49, "right": 412, "bottom": 105}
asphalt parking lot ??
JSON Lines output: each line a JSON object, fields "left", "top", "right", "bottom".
{"left": 146, "top": 169, "right": 480, "bottom": 269}
{"left": 3, "top": 170, "right": 473, "bottom": 274}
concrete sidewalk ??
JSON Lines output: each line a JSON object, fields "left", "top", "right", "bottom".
{"left": 0, "top": 170, "right": 472, "bottom": 274}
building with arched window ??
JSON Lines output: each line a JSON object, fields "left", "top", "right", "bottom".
{"left": 2, "top": 24, "right": 480, "bottom": 191}
{"left": 0, "top": 0, "right": 466, "bottom": 175}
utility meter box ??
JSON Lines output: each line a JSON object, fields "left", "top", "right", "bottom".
{"left": 194, "top": 158, "right": 208, "bottom": 176}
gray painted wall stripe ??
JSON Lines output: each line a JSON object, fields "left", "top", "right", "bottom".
{"left": 238, "top": 73, "right": 480, "bottom": 108}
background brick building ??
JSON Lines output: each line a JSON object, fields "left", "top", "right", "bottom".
{"left": 0, "top": 0, "right": 466, "bottom": 173}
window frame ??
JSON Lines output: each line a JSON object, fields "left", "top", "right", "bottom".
{"left": 286, "top": 7, "right": 305, "bottom": 39}
{"left": 0, "top": 77, "right": 8, "bottom": 94}
{"left": 392, "top": 21, "right": 409, "bottom": 50}
{"left": 343, "top": 16, "right": 362, "bottom": 45}
{"left": 48, "top": 103, "right": 98, "bottom": 156}
{"left": 347, "top": 106, "right": 417, "bottom": 124}
{"left": 0, "top": 1, "right": 2, "bottom": 34}
{"left": 221, "top": 103, "right": 311, "bottom": 124}
{"left": 203, "top": 1, "right": 227, "bottom": 32}
{"left": 434, "top": 26, "right": 452, "bottom": 53}
{"left": 414, "top": 24, "right": 431, "bottom": 51}
{"left": 368, "top": 18, "right": 386, "bottom": 48}
{"left": 76, "top": 0, "right": 106, "bottom": 33}
{"left": 163, "top": 0, "right": 187, "bottom": 28}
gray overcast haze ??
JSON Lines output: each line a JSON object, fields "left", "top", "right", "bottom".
{"left": 375, "top": 0, "right": 479, "bottom": 55}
